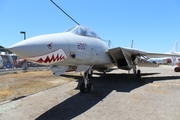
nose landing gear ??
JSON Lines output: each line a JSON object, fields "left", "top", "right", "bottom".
{"left": 80, "top": 68, "right": 94, "bottom": 93}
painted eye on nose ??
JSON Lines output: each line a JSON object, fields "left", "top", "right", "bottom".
{"left": 47, "top": 42, "right": 53, "bottom": 49}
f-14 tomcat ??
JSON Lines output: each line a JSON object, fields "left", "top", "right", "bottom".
{"left": 9, "top": 25, "right": 180, "bottom": 93}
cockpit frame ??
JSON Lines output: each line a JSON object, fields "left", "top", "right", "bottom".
{"left": 64, "top": 25, "right": 101, "bottom": 39}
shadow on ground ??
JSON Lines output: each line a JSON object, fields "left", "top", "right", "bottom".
{"left": 36, "top": 72, "right": 180, "bottom": 120}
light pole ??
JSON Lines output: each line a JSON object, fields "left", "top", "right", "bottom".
{"left": 20, "top": 31, "right": 26, "bottom": 40}
{"left": 20, "top": 31, "right": 27, "bottom": 70}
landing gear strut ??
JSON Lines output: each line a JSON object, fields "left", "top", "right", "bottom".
{"left": 80, "top": 68, "right": 93, "bottom": 93}
{"left": 132, "top": 60, "right": 141, "bottom": 79}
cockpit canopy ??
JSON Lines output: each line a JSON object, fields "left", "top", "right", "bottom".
{"left": 64, "top": 25, "right": 101, "bottom": 39}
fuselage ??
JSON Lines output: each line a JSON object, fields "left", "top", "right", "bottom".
{"left": 9, "top": 26, "right": 114, "bottom": 71}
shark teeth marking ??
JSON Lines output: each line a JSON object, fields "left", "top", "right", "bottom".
{"left": 27, "top": 49, "right": 67, "bottom": 65}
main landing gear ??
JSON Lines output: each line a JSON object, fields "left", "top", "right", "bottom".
{"left": 133, "top": 68, "right": 141, "bottom": 79}
{"left": 132, "top": 62, "right": 141, "bottom": 79}
{"left": 80, "top": 69, "right": 93, "bottom": 93}
{"left": 136, "top": 69, "right": 141, "bottom": 79}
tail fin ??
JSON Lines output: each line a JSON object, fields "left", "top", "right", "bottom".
{"left": 169, "top": 40, "right": 178, "bottom": 53}
{"left": 169, "top": 40, "right": 178, "bottom": 66}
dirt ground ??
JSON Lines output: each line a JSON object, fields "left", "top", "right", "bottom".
{"left": 0, "top": 65, "right": 180, "bottom": 120}
{"left": 0, "top": 70, "right": 74, "bottom": 102}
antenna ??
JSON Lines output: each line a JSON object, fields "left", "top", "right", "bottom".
{"left": 50, "top": 0, "right": 80, "bottom": 25}
{"left": 102, "top": 39, "right": 113, "bottom": 48}
{"left": 131, "top": 39, "right": 134, "bottom": 48}
{"left": 108, "top": 40, "right": 111, "bottom": 48}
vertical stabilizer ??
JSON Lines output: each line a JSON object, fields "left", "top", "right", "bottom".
{"left": 169, "top": 40, "right": 178, "bottom": 53}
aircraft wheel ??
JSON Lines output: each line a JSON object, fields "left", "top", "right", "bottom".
{"left": 174, "top": 67, "right": 180, "bottom": 72}
{"left": 137, "top": 70, "right": 141, "bottom": 79}
{"left": 87, "top": 83, "right": 93, "bottom": 93}
{"left": 80, "top": 83, "right": 85, "bottom": 93}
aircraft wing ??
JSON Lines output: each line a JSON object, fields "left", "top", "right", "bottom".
{"left": 107, "top": 47, "right": 180, "bottom": 70}
{"left": 146, "top": 52, "right": 180, "bottom": 58}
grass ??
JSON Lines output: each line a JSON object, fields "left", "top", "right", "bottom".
{"left": 0, "top": 70, "right": 75, "bottom": 102}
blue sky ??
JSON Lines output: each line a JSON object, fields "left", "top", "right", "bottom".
{"left": 0, "top": 0, "right": 180, "bottom": 52}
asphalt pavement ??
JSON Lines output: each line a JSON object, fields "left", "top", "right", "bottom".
{"left": 0, "top": 65, "right": 180, "bottom": 120}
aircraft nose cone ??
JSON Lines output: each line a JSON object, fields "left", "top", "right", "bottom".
{"left": 9, "top": 35, "right": 49, "bottom": 58}
{"left": 9, "top": 40, "right": 31, "bottom": 58}
{"left": 9, "top": 33, "right": 67, "bottom": 59}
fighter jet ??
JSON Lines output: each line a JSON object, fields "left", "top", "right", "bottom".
{"left": 147, "top": 40, "right": 178, "bottom": 65}
{"left": 8, "top": 25, "right": 180, "bottom": 93}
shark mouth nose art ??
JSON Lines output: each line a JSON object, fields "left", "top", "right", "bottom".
{"left": 27, "top": 48, "right": 67, "bottom": 65}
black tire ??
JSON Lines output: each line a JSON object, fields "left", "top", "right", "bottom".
{"left": 87, "top": 83, "right": 93, "bottom": 93}
{"left": 137, "top": 70, "right": 141, "bottom": 79}
{"left": 174, "top": 67, "right": 180, "bottom": 72}
{"left": 80, "top": 83, "right": 85, "bottom": 93}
